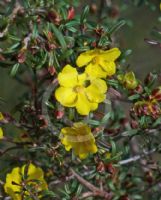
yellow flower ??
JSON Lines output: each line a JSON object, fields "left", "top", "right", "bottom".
{"left": 60, "top": 122, "right": 98, "bottom": 159}
{"left": 76, "top": 48, "right": 121, "bottom": 78}
{"left": 4, "top": 163, "right": 48, "bottom": 200}
{"left": 0, "top": 112, "right": 4, "bottom": 139}
{"left": 117, "top": 71, "right": 138, "bottom": 90}
{"left": 55, "top": 65, "right": 107, "bottom": 115}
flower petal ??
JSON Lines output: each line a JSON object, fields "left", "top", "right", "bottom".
{"left": 99, "top": 60, "right": 116, "bottom": 76}
{"left": 85, "top": 63, "right": 107, "bottom": 78}
{"left": 58, "top": 64, "right": 78, "bottom": 87}
{"left": 101, "top": 48, "right": 121, "bottom": 61}
{"left": 55, "top": 87, "right": 77, "bottom": 107}
{"left": 77, "top": 73, "right": 87, "bottom": 85}
{"left": 91, "top": 78, "right": 107, "bottom": 94}
{"left": 0, "top": 112, "right": 4, "bottom": 120}
{"left": 85, "top": 79, "right": 107, "bottom": 103}
{"left": 0, "top": 127, "right": 3, "bottom": 139}
{"left": 75, "top": 93, "right": 98, "bottom": 115}
{"left": 22, "top": 164, "right": 44, "bottom": 180}
{"left": 4, "top": 167, "right": 22, "bottom": 193}
{"left": 76, "top": 50, "right": 96, "bottom": 67}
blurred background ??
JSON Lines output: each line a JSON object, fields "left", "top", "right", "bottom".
{"left": 0, "top": 0, "right": 161, "bottom": 111}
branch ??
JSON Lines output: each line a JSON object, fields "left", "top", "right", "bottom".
{"left": 70, "top": 168, "right": 113, "bottom": 199}
{"left": 119, "top": 148, "right": 156, "bottom": 165}
{"left": 0, "top": 0, "right": 23, "bottom": 38}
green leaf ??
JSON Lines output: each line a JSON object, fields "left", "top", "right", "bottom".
{"left": 76, "top": 184, "right": 83, "bottom": 196}
{"left": 128, "top": 94, "right": 140, "bottom": 101}
{"left": 110, "top": 140, "right": 117, "bottom": 156}
{"left": 65, "top": 20, "right": 80, "bottom": 28}
{"left": 152, "top": 117, "right": 161, "bottom": 127}
{"left": 101, "top": 112, "right": 111, "bottom": 125}
{"left": 86, "top": 119, "right": 100, "bottom": 126}
{"left": 42, "top": 190, "right": 58, "bottom": 198}
{"left": 32, "top": 23, "right": 38, "bottom": 38}
{"left": 21, "top": 0, "right": 31, "bottom": 8}
{"left": 64, "top": 184, "right": 71, "bottom": 194}
{"left": 50, "top": 23, "right": 67, "bottom": 50}
{"left": 80, "top": 5, "right": 90, "bottom": 24}
{"left": 60, "top": 49, "right": 73, "bottom": 60}
{"left": 98, "top": 35, "right": 111, "bottom": 47}
{"left": 121, "top": 129, "right": 138, "bottom": 137}
{"left": 10, "top": 63, "right": 20, "bottom": 77}
{"left": 108, "top": 20, "right": 126, "bottom": 35}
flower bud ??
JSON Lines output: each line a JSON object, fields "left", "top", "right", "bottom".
{"left": 48, "top": 66, "right": 56, "bottom": 76}
{"left": 150, "top": 86, "right": 161, "bottom": 102}
{"left": 97, "top": 161, "right": 106, "bottom": 173}
{"left": 55, "top": 110, "right": 64, "bottom": 119}
{"left": 133, "top": 100, "right": 161, "bottom": 118}
{"left": 67, "top": 7, "right": 75, "bottom": 20}
{"left": 144, "top": 72, "right": 156, "bottom": 85}
{"left": 117, "top": 71, "right": 138, "bottom": 90}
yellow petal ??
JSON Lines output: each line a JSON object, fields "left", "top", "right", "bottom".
{"left": 85, "top": 63, "right": 107, "bottom": 78}
{"left": 0, "top": 112, "right": 4, "bottom": 120}
{"left": 0, "top": 127, "right": 3, "bottom": 139}
{"left": 22, "top": 163, "right": 44, "bottom": 180}
{"left": 91, "top": 78, "right": 107, "bottom": 94}
{"left": 55, "top": 87, "right": 77, "bottom": 107}
{"left": 77, "top": 73, "right": 87, "bottom": 85}
{"left": 4, "top": 167, "right": 22, "bottom": 193}
{"left": 99, "top": 60, "right": 116, "bottom": 76}
{"left": 58, "top": 64, "right": 78, "bottom": 87}
{"left": 75, "top": 93, "right": 98, "bottom": 115}
{"left": 76, "top": 50, "right": 96, "bottom": 67}
{"left": 85, "top": 79, "right": 107, "bottom": 103}
{"left": 85, "top": 85, "right": 106, "bottom": 103}
{"left": 101, "top": 48, "right": 121, "bottom": 61}
{"left": 79, "top": 153, "right": 88, "bottom": 159}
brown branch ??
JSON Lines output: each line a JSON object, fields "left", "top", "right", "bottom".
{"left": 70, "top": 168, "right": 113, "bottom": 199}
{"left": 0, "top": 0, "right": 23, "bottom": 38}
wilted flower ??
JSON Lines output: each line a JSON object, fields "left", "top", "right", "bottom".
{"left": 150, "top": 86, "right": 161, "bottom": 102}
{"left": 133, "top": 100, "right": 161, "bottom": 118}
{"left": 117, "top": 71, "right": 138, "bottom": 90}
{"left": 76, "top": 48, "right": 121, "bottom": 78}
{"left": 55, "top": 65, "right": 107, "bottom": 115}
{"left": 4, "top": 163, "right": 48, "bottom": 200}
{"left": 0, "top": 112, "right": 4, "bottom": 139}
{"left": 60, "top": 122, "right": 98, "bottom": 159}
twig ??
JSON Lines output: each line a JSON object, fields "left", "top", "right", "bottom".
{"left": 70, "top": 168, "right": 113, "bottom": 199}
{"left": 0, "top": 0, "right": 23, "bottom": 38}
{"left": 119, "top": 148, "right": 156, "bottom": 165}
{"left": 105, "top": 0, "right": 112, "bottom": 7}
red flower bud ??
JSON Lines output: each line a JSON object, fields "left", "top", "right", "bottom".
{"left": 130, "top": 120, "right": 139, "bottom": 129}
{"left": 97, "top": 161, "right": 106, "bottom": 173}
{"left": 55, "top": 110, "right": 64, "bottom": 119}
{"left": 150, "top": 87, "right": 161, "bottom": 102}
{"left": 17, "top": 51, "right": 26, "bottom": 63}
{"left": 105, "top": 163, "right": 116, "bottom": 175}
{"left": 144, "top": 72, "right": 156, "bottom": 85}
{"left": 48, "top": 66, "right": 56, "bottom": 76}
{"left": 134, "top": 84, "right": 143, "bottom": 94}
{"left": 67, "top": 7, "right": 75, "bottom": 20}
{"left": 47, "top": 10, "right": 61, "bottom": 25}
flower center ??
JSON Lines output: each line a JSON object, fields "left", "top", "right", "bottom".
{"left": 92, "top": 56, "right": 100, "bottom": 64}
{"left": 74, "top": 86, "right": 84, "bottom": 93}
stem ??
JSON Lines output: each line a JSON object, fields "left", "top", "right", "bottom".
{"left": 70, "top": 168, "right": 113, "bottom": 199}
